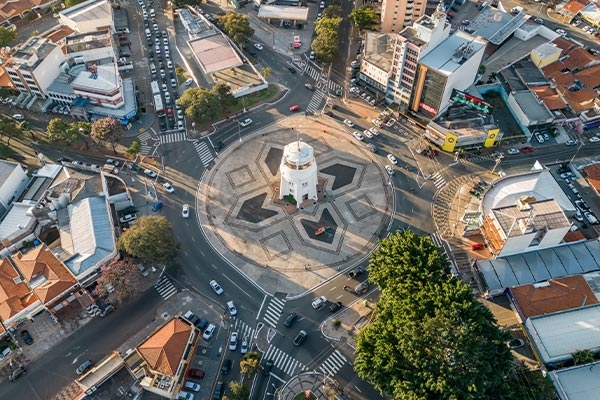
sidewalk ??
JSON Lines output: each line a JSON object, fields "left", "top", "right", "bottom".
{"left": 321, "top": 298, "right": 376, "bottom": 348}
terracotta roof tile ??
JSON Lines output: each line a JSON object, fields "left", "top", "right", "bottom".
{"left": 562, "top": 0, "right": 587, "bottom": 14}
{"left": 509, "top": 275, "right": 598, "bottom": 319}
{"left": 561, "top": 48, "right": 596, "bottom": 70}
{"left": 582, "top": 163, "right": 600, "bottom": 192}
{"left": 0, "top": 258, "right": 38, "bottom": 321}
{"left": 530, "top": 86, "right": 568, "bottom": 110}
{"left": 12, "top": 245, "right": 77, "bottom": 304}
{"left": 137, "top": 318, "right": 192, "bottom": 376}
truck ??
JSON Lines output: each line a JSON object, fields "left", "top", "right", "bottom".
{"left": 154, "top": 94, "right": 165, "bottom": 117}
{"left": 511, "top": 6, "right": 524, "bottom": 14}
{"left": 150, "top": 80, "right": 161, "bottom": 96}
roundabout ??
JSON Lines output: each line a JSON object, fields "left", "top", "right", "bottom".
{"left": 197, "top": 115, "right": 395, "bottom": 296}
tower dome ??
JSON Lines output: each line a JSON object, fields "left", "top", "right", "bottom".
{"left": 279, "top": 140, "right": 318, "bottom": 208}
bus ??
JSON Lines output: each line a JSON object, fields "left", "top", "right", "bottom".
{"left": 154, "top": 94, "right": 165, "bottom": 117}
{"left": 150, "top": 81, "right": 160, "bottom": 96}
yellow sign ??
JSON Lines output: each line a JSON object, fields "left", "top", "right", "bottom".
{"left": 483, "top": 128, "right": 499, "bottom": 148}
{"left": 442, "top": 132, "right": 458, "bottom": 152}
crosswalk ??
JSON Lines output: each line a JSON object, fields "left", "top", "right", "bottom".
{"left": 318, "top": 350, "right": 347, "bottom": 376}
{"left": 306, "top": 89, "right": 326, "bottom": 114}
{"left": 154, "top": 275, "right": 177, "bottom": 300}
{"left": 160, "top": 131, "right": 187, "bottom": 144}
{"left": 430, "top": 232, "right": 444, "bottom": 248}
{"left": 262, "top": 297, "right": 286, "bottom": 328}
{"left": 264, "top": 344, "right": 306, "bottom": 376}
{"left": 431, "top": 171, "right": 446, "bottom": 188}
{"left": 460, "top": 154, "right": 495, "bottom": 164}
{"left": 328, "top": 80, "right": 343, "bottom": 95}
{"left": 138, "top": 131, "right": 155, "bottom": 155}
{"left": 304, "top": 64, "right": 322, "bottom": 81}
{"left": 193, "top": 140, "right": 214, "bottom": 167}
{"left": 232, "top": 319, "right": 256, "bottom": 343}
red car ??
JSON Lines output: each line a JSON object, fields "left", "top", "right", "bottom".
{"left": 187, "top": 368, "right": 205, "bottom": 379}
{"left": 166, "top": 108, "right": 173, "bottom": 118}
{"left": 472, "top": 243, "right": 485, "bottom": 250}
{"left": 520, "top": 147, "right": 534, "bottom": 153}
{"left": 289, "top": 105, "right": 300, "bottom": 112}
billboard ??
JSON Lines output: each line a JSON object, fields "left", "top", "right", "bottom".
{"left": 451, "top": 89, "right": 492, "bottom": 114}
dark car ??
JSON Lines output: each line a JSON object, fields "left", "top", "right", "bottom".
{"left": 348, "top": 266, "right": 366, "bottom": 278}
{"left": 188, "top": 368, "right": 205, "bottom": 379}
{"left": 214, "top": 141, "right": 224, "bottom": 151}
{"left": 20, "top": 330, "right": 33, "bottom": 345}
{"left": 329, "top": 301, "right": 343, "bottom": 313}
{"left": 263, "top": 359, "right": 274, "bottom": 376}
{"left": 283, "top": 312, "right": 297, "bottom": 328}
{"left": 9, "top": 366, "right": 26, "bottom": 382}
{"left": 354, "top": 281, "right": 369, "bottom": 294}
{"left": 287, "top": 66, "right": 297, "bottom": 74}
{"left": 293, "top": 330, "right": 307, "bottom": 346}
{"left": 520, "top": 147, "right": 535, "bottom": 153}
{"left": 76, "top": 360, "right": 93, "bottom": 375}
{"left": 212, "top": 381, "right": 224, "bottom": 399}
{"left": 99, "top": 304, "right": 115, "bottom": 317}
{"left": 221, "top": 359, "right": 232, "bottom": 375}
{"left": 152, "top": 201, "right": 163, "bottom": 212}
{"left": 196, "top": 318, "right": 209, "bottom": 330}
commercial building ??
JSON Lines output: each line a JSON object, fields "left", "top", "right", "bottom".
{"left": 380, "top": 0, "right": 439, "bottom": 33}
{"left": 58, "top": 0, "right": 114, "bottom": 34}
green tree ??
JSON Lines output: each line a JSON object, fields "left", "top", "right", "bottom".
{"left": 211, "top": 83, "right": 236, "bottom": 108}
{"left": 506, "top": 362, "right": 557, "bottom": 400}
{"left": 117, "top": 216, "right": 179, "bottom": 263}
{"left": 95, "top": 258, "right": 140, "bottom": 302}
{"left": 479, "top": 64, "right": 487, "bottom": 75}
{"left": 70, "top": 121, "right": 92, "bottom": 149}
{"left": 18, "top": 120, "right": 34, "bottom": 140}
{"left": 91, "top": 117, "right": 123, "bottom": 153}
{"left": 218, "top": 12, "right": 254, "bottom": 47}
{"left": 240, "top": 351, "right": 260, "bottom": 377}
{"left": 0, "top": 118, "right": 21, "bottom": 147}
{"left": 323, "top": 5, "right": 342, "bottom": 18}
{"left": 47, "top": 118, "right": 73, "bottom": 145}
{"left": 179, "top": 87, "right": 220, "bottom": 122}
{"left": 354, "top": 230, "right": 513, "bottom": 400}
{"left": 350, "top": 7, "right": 378, "bottom": 30}
{"left": 312, "top": 17, "right": 342, "bottom": 63}
{"left": 0, "top": 27, "right": 17, "bottom": 47}
{"left": 65, "top": 0, "right": 87, "bottom": 7}
{"left": 227, "top": 381, "right": 250, "bottom": 400}
{"left": 127, "top": 140, "right": 141, "bottom": 155}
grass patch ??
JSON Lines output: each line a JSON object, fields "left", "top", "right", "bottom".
{"left": 283, "top": 194, "right": 297, "bottom": 205}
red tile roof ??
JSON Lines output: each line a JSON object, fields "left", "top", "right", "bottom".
{"left": 510, "top": 275, "right": 598, "bottom": 319}
{"left": 12, "top": 245, "right": 77, "bottom": 304}
{"left": 137, "top": 318, "right": 192, "bottom": 376}
{"left": 0, "top": 258, "right": 38, "bottom": 321}
{"left": 582, "top": 163, "right": 600, "bottom": 193}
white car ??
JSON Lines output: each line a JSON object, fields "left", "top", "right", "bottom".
{"left": 352, "top": 131, "right": 364, "bottom": 141}
{"left": 12, "top": 114, "right": 24, "bottom": 121}
{"left": 177, "top": 120, "right": 184, "bottom": 130}
{"left": 312, "top": 296, "right": 327, "bottom": 309}
{"left": 372, "top": 119, "right": 383, "bottom": 127}
{"left": 202, "top": 323, "right": 216, "bottom": 340}
{"left": 144, "top": 169, "right": 157, "bottom": 178}
{"left": 182, "top": 204, "right": 189, "bottom": 218}
{"left": 229, "top": 331, "right": 238, "bottom": 351}
{"left": 565, "top": 139, "right": 577, "bottom": 146}
{"left": 240, "top": 339, "right": 248, "bottom": 354}
{"left": 369, "top": 127, "right": 380, "bottom": 136}
{"left": 387, "top": 154, "right": 398, "bottom": 164}
{"left": 507, "top": 148, "right": 519, "bottom": 155}
{"left": 227, "top": 300, "right": 237, "bottom": 316}
{"left": 590, "top": 136, "right": 600, "bottom": 143}
{"left": 239, "top": 118, "right": 253, "bottom": 127}
{"left": 556, "top": 29, "right": 567, "bottom": 36}
{"left": 385, "top": 165, "right": 394, "bottom": 175}
{"left": 362, "top": 129, "right": 373, "bottom": 139}
{"left": 209, "top": 280, "right": 224, "bottom": 295}
{"left": 254, "top": 43, "right": 263, "bottom": 50}
{"left": 343, "top": 119, "right": 354, "bottom": 127}
{"left": 163, "top": 182, "right": 175, "bottom": 193}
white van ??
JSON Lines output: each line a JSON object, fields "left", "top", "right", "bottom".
{"left": 184, "top": 78, "right": 193, "bottom": 86}
{"left": 145, "top": 28, "right": 151, "bottom": 38}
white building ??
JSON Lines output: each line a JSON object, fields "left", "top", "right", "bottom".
{"left": 0, "top": 160, "right": 29, "bottom": 216}
{"left": 279, "top": 141, "right": 318, "bottom": 208}
{"left": 71, "top": 63, "right": 124, "bottom": 109}
{"left": 58, "top": 0, "right": 114, "bottom": 34}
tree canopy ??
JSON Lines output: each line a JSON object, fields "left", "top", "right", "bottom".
{"left": 91, "top": 117, "right": 123, "bottom": 152}
{"left": 218, "top": 12, "right": 254, "bottom": 47}
{"left": 178, "top": 83, "right": 236, "bottom": 123}
{"left": 311, "top": 17, "right": 342, "bottom": 64}
{"left": 117, "top": 216, "right": 178, "bottom": 263}
{"left": 350, "top": 7, "right": 378, "bottom": 30}
{"left": 95, "top": 258, "right": 141, "bottom": 302}
{"left": 354, "top": 230, "right": 513, "bottom": 400}
{"left": 0, "top": 117, "right": 22, "bottom": 146}
{"left": 0, "top": 27, "right": 17, "bottom": 47}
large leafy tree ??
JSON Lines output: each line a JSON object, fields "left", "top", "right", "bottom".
{"left": 218, "top": 12, "right": 254, "bottom": 47}
{"left": 0, "top": 117, "right": 21, "bottom": 146}
{"left": 0, "top": 27, "right": 17, "bottom": 47}
{"left": 117, "top": 216, "right": 179, "bottom": 263}
{"left": 47, "top": 118, "right": 74, "bottom": 145}
{"left": 350, "top": 7, "right": 378, "bottom": 30}
{"left": 323, "top": 5, "right": 342, "bottom": 18}
{"left": 91, "top": 117, "right": 123, "bottom": 152}
{"left": 227, "top": 382, "right": 250, "bottom": 400}
{"left": 312, "top": 17, "right": 342, "bottom": 63}
{"left": 239, "top": 351, "right": 260, "bottom": 378}
{"left": 95, "top": 258, "right": 140, "bottom": 302}
{"left": 179, "top": 83, "right": 236, "bottom": 123}
{"left": 354, "top": 230, "right": 513, "bottom": 400}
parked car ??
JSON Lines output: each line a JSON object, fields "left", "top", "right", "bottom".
{"left": 387, "top": 154, "right": 398, "bottom": 164}
{"left": 152, "top": 201, "right": 163, "bottom": 212}
{"left": 289, "top": 105, "right": 300, "bottom": 112}
{"left": 213, "top": 381, "right": 224, "bottom": 399}
{"left": 202, "top": 323, "right": 216, "bottom": 340}
{"left": 187, "top": 368, "right": 205, "bottom": 379}
{"left": 329, "top": 301, "right": 343, "bottom": 313}
{"left": 352, "top": 131, "right": 364, "bottom": 141}
{"left": 144, "top": 169, "right": 157, "bottom": 178}
{"left": 343, "top": 119, "right": 354, "bottom": 127}
{"left": 229, "top": 331, "right": 238, "bottom": 351}
{"left": 348, "top": 266, "right": 366, "bottom": 278}
{"left": 354, "top": 281, "right": 369, "bottom": 294}
{"left": 221, "top": 359, "right": 232, "bottom": 375}
{"left": 8, "top": 366, "right": 26, "bottom": 382}
{"left": 506, "top": 339, "right": 525, "bottom": 349}
{"left": 76, "top": 360, "right": 93, "bottom": 375}
{"left": 240, "top": 339, "right": 248, "bottom": 354}
{"left": 263, "top": 359, "right": 274, "bottom": 375}
{"left": 210, "top": 280, "right": 224, "bottom": 294}
{"left": 239, "top": 118, "right": 253, "bottom": 127}
{"left": 254, "top": 43, "right": 263, "bottom": 50}
{"left": 99, "top": 304, "right": 115, "bottom": 317}
{"left": 590, "top": 136, "right": 600, "bottom": 143}
{"left": 520, "top": 147, "right": 534, "bottom": 153}
{"left": 12, "top": 114, "right": 24, "bottom": 121}
{"left": 20, "top": 330, "right": 33, "bottom": 345}
{"left": 184, "top": 381, "right": 201, "bottom": 392}
{"left": 385, "top": 165, "right": 394, "bottom": 175}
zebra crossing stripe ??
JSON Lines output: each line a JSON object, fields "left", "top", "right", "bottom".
{"left": 193, "top": 141, "right": 214, "bottom": 167}
{"left": 318, "top": 350, "right": 347, "bottom": 375}
{"left": 138, "top": 132, "right": 153, "bottom": 141}
{"left": 160, "top": 132, "right": 187, "bottom": 144}
{"left": 154, "top": 276, "right": 177, "bottom": 300}
{"left": 263, "top": 297, "right": 286, "bottom": 328}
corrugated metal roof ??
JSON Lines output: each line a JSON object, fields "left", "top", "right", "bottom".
{"left": 64, "top": 197, "right": 115, "bottom": 278}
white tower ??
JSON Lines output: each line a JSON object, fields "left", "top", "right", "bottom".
{"left": 279, "top": 139, "right": 318, "bottom": 208}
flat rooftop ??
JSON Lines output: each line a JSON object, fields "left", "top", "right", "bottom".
{"left": 549, "top": 361, "right": 600, "bottom": 400}
{"left": 420, "top": 30, "right": 486, "bottom": 76}
{"left": 65, "top": 29, "right": 112, "bottom": 54}
{"left": 525, "top": 303, "right": 600, "bottom": 365}
{"left": 188, "top": 34, "right": 243, "bottom": 75}
{"left": 257, "top": 5, "right": 309, "bottom": 21}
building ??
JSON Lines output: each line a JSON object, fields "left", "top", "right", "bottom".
{"left": 380, "top": 0, "right": 439, "bottom": 33}
{"left": 58, "top": 0, "right": 114, "bottom": 34}
{"left": 525, "top": 303, "right": 600, "bottom": 365}
{"left": 0, "top": 0, "right": 56, "bottom": 29}
{"left": 279, "top": 141, "right": 318, "bottom": 208}
{"left": 3, "top": 37, "right": 65, "bottom": 99}
{"left": 0, "top": 160, "right": 29, "bottom": 219}
{"left": 386, "top": 8, "right": 451, "bottom": 106}
{"left": 125, "top": 317, "right": 198, "bottom": 398}
{"left": 549, "top": 361, "right": 600, "bottom": 400}
{"left": 412, "top": 30, "right": 487, "bottom": 117}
